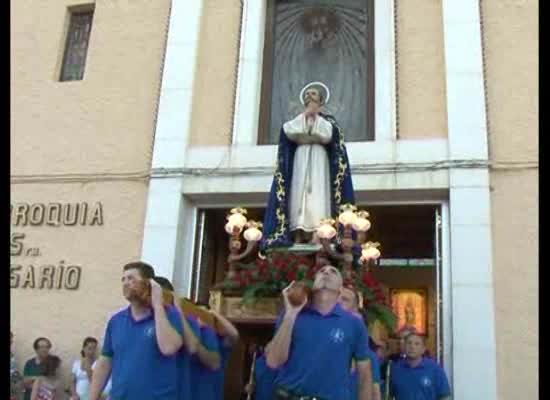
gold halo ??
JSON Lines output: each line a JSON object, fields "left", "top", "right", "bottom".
{"left": 300, "top": 81, "right": 330, "bottom": 106}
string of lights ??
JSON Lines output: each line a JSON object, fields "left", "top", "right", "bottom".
{"left": 10, "top": 158, "right": 537, "bottom": 184}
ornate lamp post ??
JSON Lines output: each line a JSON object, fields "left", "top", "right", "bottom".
{"left": 223, "top": 204, "right": 380, "bottom": 281}
{"left": 360, "top": 241, "right": 381, "bottom": 271}
{"left": 225, "top": 208, "right": 263, "bottom": 278}
{"left": 316, "top": 204, "right": 378, "bottom": 279}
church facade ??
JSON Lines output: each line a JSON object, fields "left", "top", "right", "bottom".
{"left": 11, "top": 1, "right": 537, "bottom": 400}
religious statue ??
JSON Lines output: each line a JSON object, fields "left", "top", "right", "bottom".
{"left": 404, "top": 296, "right": 416, "bottom": 327}
{"left": 261, "top": 82, "right": 355, "bottom": 250}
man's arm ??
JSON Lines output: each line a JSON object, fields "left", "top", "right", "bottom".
{"left": 196, "top": 323, "right": 222, "bottom": 370}
{"left": 151, "top": 279, "right": 183, "bottom": 355}
{"left": 357, "top": 359, "right": 373, "bottom": 400}
{"left": 372, "top": 383, "right": 381, "bottom": 400}
{"left": 265, "top": 312, "right": 297, "bottom": 369}
{"left": 196, "top": 342, "right": 221, "bottom": 370}
{"left": 211, "top": 310, "right": 239, "bottom": 347}
{"left": 173, "top": 302, "right": 199, "bottom": 354}
{"left": 89, "top": 357, "right": 111, "bottom": 400}
{"left": 265, "top": 282, "right": 306, "bottom": 369}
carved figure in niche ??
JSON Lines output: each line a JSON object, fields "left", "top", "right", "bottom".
{"left": 300, "top": 7, "right": 340, "bottom": 49}
{"left": 261, "top": 82, "right": 355, "bottom": 249}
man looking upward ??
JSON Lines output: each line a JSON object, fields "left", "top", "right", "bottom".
{"left": 89, "top": 262, "right": 184, "bottom": 400}
{"left": 266, "top": 265, "right": 373, "bottom": 400}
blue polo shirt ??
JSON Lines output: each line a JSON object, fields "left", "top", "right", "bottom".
{"left": 390, "top": 357, "right": 451, "bottom": 400}
{"left": 350, "top": 349, "right": 381, "bottom": 399}
{"left": 254, "top": 354, "right": 278, "bottom": 400}
{"left": 101, "top": 305, "right": 184, "bottom": 400}
{"left": 177, "top": 315, "right": 201, "bottom": 400}
{"left": 273, "top": 304, "right": 370, "bottom": 400}
{"left": 189, "top": 324, "right": 221, "bottom": 400}
{"left": 212, "top": 335, "right": 233, "bottom": 400}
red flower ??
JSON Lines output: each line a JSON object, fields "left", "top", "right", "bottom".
{"left": 286, "top": 270, "right": 297, "bottom": 282}
{"left": 232, "top": 273, "right": 243, "bottom": 286}
{"left": 258, "top": 267, "right": 268, "bottom": 280}
{"left": 362, "top": 272, "right": 377, "bottom": 288}
{"left": 273, "top": 259, "right": 286, "bottom": 270}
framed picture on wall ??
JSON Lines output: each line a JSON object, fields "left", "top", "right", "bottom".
{"left": 390, "top": 288, "right": 428, "bottom": 336}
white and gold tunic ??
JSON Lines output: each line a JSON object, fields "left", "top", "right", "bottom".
{"left": 283, "top": 112, "right": 332, "bottom": 232}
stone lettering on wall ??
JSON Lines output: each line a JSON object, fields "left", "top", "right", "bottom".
{"left": 10, "top": 202, "right": 104, "bottom": 290}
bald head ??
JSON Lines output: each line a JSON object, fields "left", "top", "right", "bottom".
{"left": 313, "top": 265, "right": 343, "bottom": 292}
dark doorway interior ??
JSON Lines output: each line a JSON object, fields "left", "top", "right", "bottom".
{"left": 192, "top": 204, "right": 441, "bottom": 399}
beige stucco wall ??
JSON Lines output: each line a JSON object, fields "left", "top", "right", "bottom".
{"left": 11, "top": 0, "right": 170, "bottom": 387}
{"left": 188, "top": 0, "right": 241, "bottom": 146}
{"left": 11, "top": 182, "right": 148, "bottom": 386}
{"left": 482, "top": 0, "right": 539, "bottom": 399}
{"left": 11, "top": 0, "right": 170, "bottom": 175}
{"left": 396, "top": 0, "right": 448, "bottom": 139}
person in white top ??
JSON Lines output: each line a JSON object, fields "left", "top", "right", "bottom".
{"left": 70, "top": 337, "right": 98, "bottom": 400}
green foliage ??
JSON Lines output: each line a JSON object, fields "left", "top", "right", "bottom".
{"left": 221, "top": 254, "right": 397, "bottom": 331}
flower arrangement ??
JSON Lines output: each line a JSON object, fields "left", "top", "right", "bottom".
{"left": 220, "top": 253, "right": 396, "bottom": 331}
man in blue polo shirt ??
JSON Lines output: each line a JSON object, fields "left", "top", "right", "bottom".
{"left": 210, "top": 309, "right": 239, "bottom": 400}
{"left": 339, "top": 286, "right": 381, "bottom": 400}
{"left": 189, "top": 319, "right": 220, "bottom": 399}
{"left": 266, "top": 265, "right": 373, "bottom": 400}
{"left": 177, "top": 314, "right": 200, "bottom": 400}
{"left": 89, "top": 261, "right": 184, "bottom": 400}
{"left": 244, "top": 350, "right": 278, "bottom": 400}
{"left": 153, "top": 276, "right": 200, "bottom": 400}
{"left": 390, "top": 333, "right": 451, "bottom": 400}
{"left": 186, "top": 306, "right": 239, "bottom": 400}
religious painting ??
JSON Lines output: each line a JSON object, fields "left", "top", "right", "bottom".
{"left": 390, "top": 288, "right": 428, "bottom": 336}
{"left": 260, "top": 0, "right": 375, "bottom": 144}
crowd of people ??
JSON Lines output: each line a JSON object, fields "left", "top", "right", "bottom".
{"left": 10, "top": 333, "right": 111, "bottom": 400}
{"left": 11, "top": 261, "right": 451, "bottom": 400}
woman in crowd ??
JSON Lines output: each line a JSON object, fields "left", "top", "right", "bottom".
{"left": 23, "top": 337, "right": 53, "bottom": 400}
{"left": 30, "top": 355, "right": 63, "bottom": 400}
{"left": 70, "top": 337, "right": 98, "bottom": 400}
{"left": 11, "top": 331, "right": 23, "bottom": 400}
